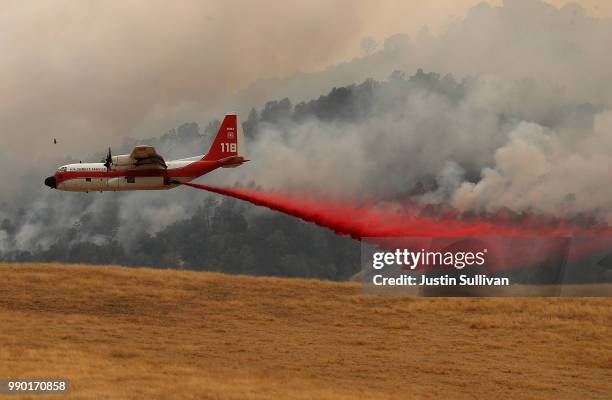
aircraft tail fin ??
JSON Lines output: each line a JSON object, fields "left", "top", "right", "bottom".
{"left": 203, "top": 113, "right": 247, "bottom": 166}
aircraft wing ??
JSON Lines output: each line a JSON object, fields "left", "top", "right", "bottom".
{"left": 129, "top": 145, "right": 167, "bottom": 169}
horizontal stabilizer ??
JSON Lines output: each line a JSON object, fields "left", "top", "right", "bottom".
{"left": 218, "top": 155, "right": 249, "bottom": 168}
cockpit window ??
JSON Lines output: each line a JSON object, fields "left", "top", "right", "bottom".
{"left": 57, "top": 166, "right": 67, "bottom": 172}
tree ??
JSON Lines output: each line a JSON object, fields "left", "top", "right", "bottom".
{"left": 360, "top": 36, "right": 378, "bottom": 55}
{"left": 260, "top": 98, "right": 292, "bottom": 122}
{"left": 383, "top": 33, "right": 409, "bottom": 52}
{"left": 243, "top": 108, "right": 259, "bottom": 138}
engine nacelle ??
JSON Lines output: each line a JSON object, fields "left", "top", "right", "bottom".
{"left": 112, "top": 154, "right": 135, "bottom": 166}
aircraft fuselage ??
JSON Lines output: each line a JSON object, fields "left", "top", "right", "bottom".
{"left": 45, "top": 159, "right": 220, "bottom": 192}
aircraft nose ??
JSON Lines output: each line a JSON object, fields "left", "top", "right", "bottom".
{"left": 44, "top": 176, "right": 56, "bottom": 189}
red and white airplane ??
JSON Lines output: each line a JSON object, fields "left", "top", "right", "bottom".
{"left": 44, "top": 113, "right": 247, "bottom": 192}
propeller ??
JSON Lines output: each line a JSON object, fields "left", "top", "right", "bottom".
{"left": 103, "top": 147, "right": 113, "bottom": 171}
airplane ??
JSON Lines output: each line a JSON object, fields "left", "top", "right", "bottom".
{"left": 44, "top": 113, "right": 247, "bottom": 192}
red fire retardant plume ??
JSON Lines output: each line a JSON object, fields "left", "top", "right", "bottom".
{"left": 183, "top": 183, "right": 612, "bottom": 239}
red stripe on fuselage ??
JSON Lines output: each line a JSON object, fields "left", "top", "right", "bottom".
{"left": 55, "top": 160, "right": 219, "bottom": 185}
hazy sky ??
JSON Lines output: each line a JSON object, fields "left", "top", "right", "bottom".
{"left": 351, "top": 0, "right": 612, "bottom": 42}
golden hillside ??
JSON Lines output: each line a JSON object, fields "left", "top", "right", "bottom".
{"left": 0, "top": 263, "right": 611, "bottom": 399}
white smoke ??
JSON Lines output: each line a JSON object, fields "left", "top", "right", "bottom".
{"left": 218, "top": 70, "right": 612, "bottom": 223}
{"left": 452, "top": 114, "right": 612, "bottom": 220}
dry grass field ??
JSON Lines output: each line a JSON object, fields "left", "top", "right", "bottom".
{"left": 0, "top": 263, "right": 611, "bottom": 399}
